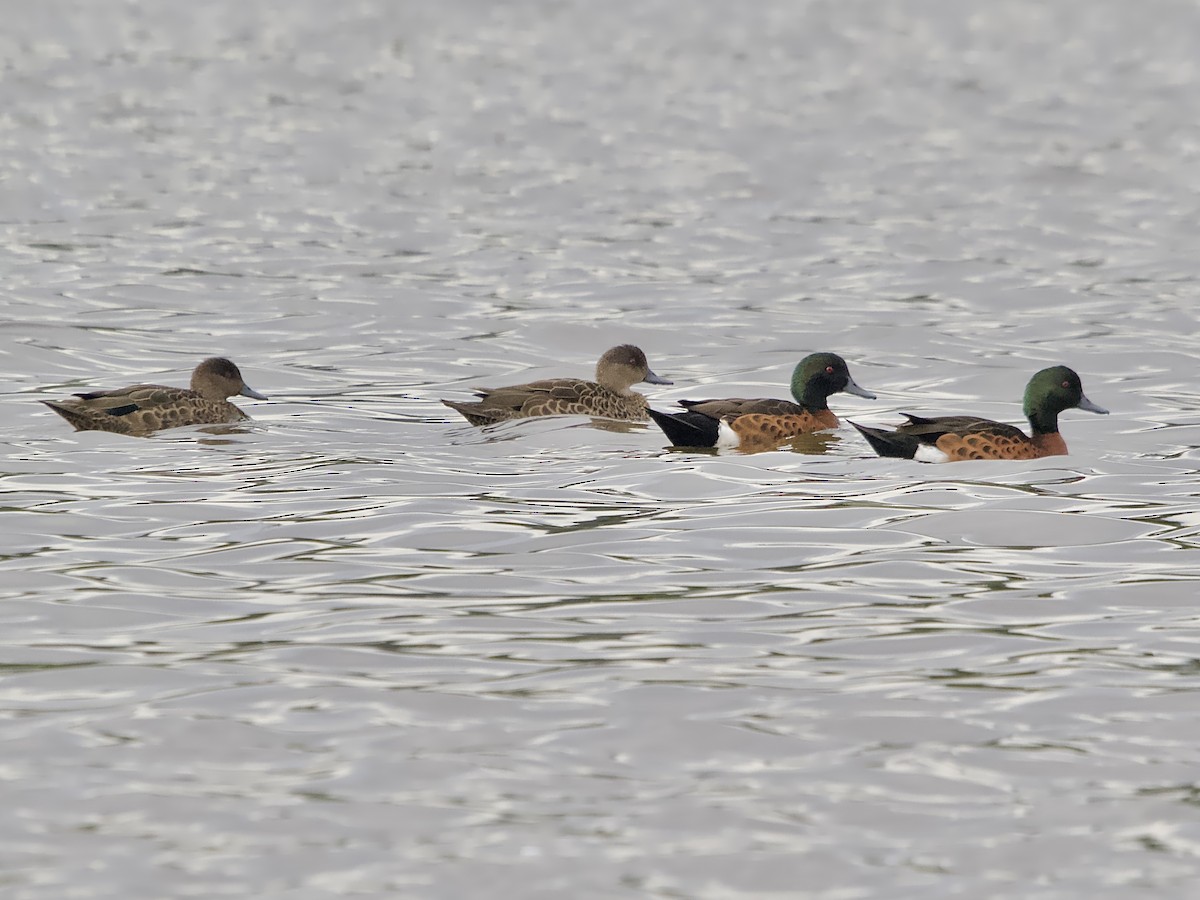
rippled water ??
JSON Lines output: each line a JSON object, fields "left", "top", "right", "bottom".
{"left": 4, "top": 1, "right": 1200, "bottom": 897}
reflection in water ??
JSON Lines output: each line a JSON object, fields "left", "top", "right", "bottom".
{"left": 649, "top": 428, "right": 845, "bottom": 456}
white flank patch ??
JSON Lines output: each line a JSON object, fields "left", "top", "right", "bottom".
{"left": 716, "top": 418, "right": 741, "bottom": 449}
{"left": 914, "top": 443, "right": 951, "bottom": 463}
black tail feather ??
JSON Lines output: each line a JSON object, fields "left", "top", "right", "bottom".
{"left": 647, "top": 408, "right": 720, "bottom": 447}
{"left": 848, "top": 420, "right": 920, "bottom": 459}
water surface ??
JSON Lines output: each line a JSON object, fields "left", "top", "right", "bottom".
{"left": 3, "top": 1, "right": 1200, "bottom": 897}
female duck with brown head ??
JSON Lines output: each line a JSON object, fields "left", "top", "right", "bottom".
{"left": 42, "top": 357, "right": 268, "bottom": 436}
{"left": 443, "top": 344, "right": 672, "bottom": 425}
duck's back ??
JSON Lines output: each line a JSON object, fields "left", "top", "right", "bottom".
{"left": 678, "top": 398, "right": 806, "bottom": 418}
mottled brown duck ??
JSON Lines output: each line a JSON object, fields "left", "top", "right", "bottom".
{"left": 42, "top": 357, "right": 268, "bottom": 436}
{"left": 442, "top": 344, "right": 672, "bottom": 425}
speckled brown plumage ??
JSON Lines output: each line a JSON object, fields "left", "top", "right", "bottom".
{"left": 725, "top": 409, "right": 840, "bottom": 450}
{"left": 41, "top": 357, "right": 268, "bottom": 436}
{"left": 442, "top": 344, "right": 671, "bottom": 425}
{"left": 443, "top": 379, "right": 655, "bottom": 424}
{"left": 931, "top": 427, "right": 1065, "bottom": 460}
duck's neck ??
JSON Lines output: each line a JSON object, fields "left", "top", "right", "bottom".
{"left": 1025, "top": 406, "right": 1060, "bottom": 437}
{"left": 1032, "top": 431, "right": 1068, "bottom": 456}
{"left": 813, "top": 409, "right": 839, "bottom": 429}
{"left": 795, "top": 383, "right": 829, "bottom": 411}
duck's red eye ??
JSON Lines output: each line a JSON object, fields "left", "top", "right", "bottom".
{"left": 1062, "top": 381, "right": 1070, "bottom": 388}
{"left": 826, "top": 366, "right": 834, "bottom": 374}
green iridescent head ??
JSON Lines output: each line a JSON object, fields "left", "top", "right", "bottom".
{"left": 789, "top": 352, "right": 876, "bottom": 410}
{"left": 1023, "top": 366, "right": 1108, "bottom": 434}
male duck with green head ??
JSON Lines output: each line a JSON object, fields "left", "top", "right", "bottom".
{"left": 851, "top": 365, "right": 1108, "bottom": 462}
{"left": 647, "top": 352, "right": 876, "bottom": 451}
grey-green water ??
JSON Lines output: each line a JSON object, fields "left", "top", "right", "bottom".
{"left": 3, "top": 1, "right": 1200, "bottom": 897}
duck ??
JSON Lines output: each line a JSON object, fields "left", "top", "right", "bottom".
{"left": 41, "top": 357, "right": 268, "bottom": 436}
{"left": 442, "top": 344, "right": 672, "bottom": 425}
{"left": 850, "top": 365, "right": 1108, "bottom": 462}
{"left": 647, "top": 352, "right": 876, "bottom": 450}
